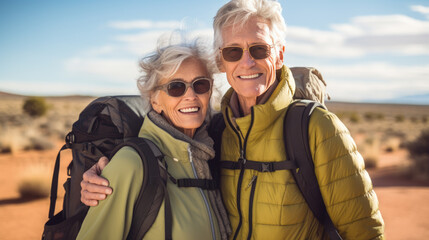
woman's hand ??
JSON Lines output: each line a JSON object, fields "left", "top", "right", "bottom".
{"left": 80, "top": 156, "right": 113, "bottom": 206}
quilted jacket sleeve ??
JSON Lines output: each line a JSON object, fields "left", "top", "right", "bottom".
{"left": 308, "top": 108, "right": 385, "bottom": 240}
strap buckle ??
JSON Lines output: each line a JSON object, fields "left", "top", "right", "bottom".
{"left": 261, "top": 162, "right": 273, "bottom": 172}
{"left": 65, "top": 132, "right": 75, "bottom": 148}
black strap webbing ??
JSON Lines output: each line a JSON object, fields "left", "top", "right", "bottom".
{"left": 284, "top": 100, "right": 343, "bottom": 240}
{"left": 164, "top": 189, "right": 173, "bottom": 240}
{"left": 176, "top": 179, "right": 218, "bottom": 190}
{"left": 121, "top": 138, "right": 172, "bottom": 240}
{"left": 220, "top": 159, "right": 297, "bottom": 172}
{"left": 48, "top": 144, "right": 68, "bottom": 218}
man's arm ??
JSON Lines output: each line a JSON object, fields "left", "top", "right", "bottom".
{"left": 80, "top": 156, "right": 113, "bottom": 206}
{"left": 309, "top": 108, "right": 384, "bottom": 239}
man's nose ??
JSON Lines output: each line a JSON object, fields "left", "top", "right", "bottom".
{"left": 240, "top": 49, "right": 256, "bottom": 67}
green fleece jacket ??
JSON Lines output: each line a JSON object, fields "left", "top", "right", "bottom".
{"left": 77, "top": 115, "right": 221, "bottom": 240}
{"left": 219, "top": 66, "right": 384, "bottom": 239}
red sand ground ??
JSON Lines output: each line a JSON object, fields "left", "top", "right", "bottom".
{"left": 0, "top": 143, "right": 428, "bottom": 239}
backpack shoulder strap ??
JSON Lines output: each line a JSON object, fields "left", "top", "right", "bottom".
{"left": 111, "top": 137, "right": 172, "bottom": 240}
{"left": 283, "top": 100, "right": 343, "bottom": 240}
{"left": 208, "top": 112, "right": 226, "bottom": 183}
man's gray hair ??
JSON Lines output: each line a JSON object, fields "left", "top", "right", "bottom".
{"left": 137, "top": 36, "right": 215, "bottom": 113}
{"left": 213, "top": 0, "right": 287, "bottom": 61}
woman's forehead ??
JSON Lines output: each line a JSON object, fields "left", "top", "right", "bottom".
{"left": 159, "top": 58, "right": 209, "bottom": 84}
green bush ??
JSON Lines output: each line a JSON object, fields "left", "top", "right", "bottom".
{"left": 406, "top": 129, "right": 429, "bottom": 178}
{"left": 23, "top": 97, "right": 48, "bottom": 117}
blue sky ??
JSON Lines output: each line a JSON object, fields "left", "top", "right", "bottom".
{"left": 1, "top": 0, "right": 429, "bottom": 104}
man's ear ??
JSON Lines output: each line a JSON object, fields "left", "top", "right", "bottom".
{"left": 216, "top": 56, "right": 226, "bottom": 72}
{"left": 275, "top": 45, "right": 285, "bottom": 69}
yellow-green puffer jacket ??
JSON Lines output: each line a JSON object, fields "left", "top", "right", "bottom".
{"left": 219, "top": 66, "right": 384, "bottom": 240}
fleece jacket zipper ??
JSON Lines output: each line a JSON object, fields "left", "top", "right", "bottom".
{"left": 226, "top": 108, "right": 255, "bottom": 240}
{"left": 188, "top": 146, "right": 216, "bottom": 240}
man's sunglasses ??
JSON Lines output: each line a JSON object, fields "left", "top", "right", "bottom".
{"left": 155, "top": 78, "right": 212, "bottom": 97}
{"left": 219, "top": 44, "right": 274, "bottom": 62}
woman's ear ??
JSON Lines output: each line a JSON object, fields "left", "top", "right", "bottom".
{"left": 275, "top": 45, "right": 285, "bottom": 69}
{"left": 150, "top": 93, "right": 163, "bottom": 114}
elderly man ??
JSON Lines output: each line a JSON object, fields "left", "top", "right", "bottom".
{"left": 81, "top": 0, "right": 385, "bottom": 239}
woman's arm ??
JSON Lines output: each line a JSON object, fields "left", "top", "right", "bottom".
{"left": 77, "top": 147, "right": 144, "bottom": 240}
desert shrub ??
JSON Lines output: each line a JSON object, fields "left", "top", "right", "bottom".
{"left": 0, "top": 127, "right": 27, "bottom": 153}
{"left": 406, "top": 129, "right": 429, "bottom": 179}
{"left": 422, "top": 116, "right": 428, "bottom": 124}
{"left": 364, "top": 155, "right": 379, "bottom": 169}
{"left": 410, "top": 116, "right": 419, "bottom": 123}
{"left": 18, "top": 164, "right": 51, "bottom": 199}
{"left": 24, "top": 136, "right": 54, "bottom": 151}
{"left": 349, "top": 112, "right": 360, "bottom": 123}
{"left": 23, "top": 97, "right": 48, "bottom": 117}
{"left": 360, "top": 136, "right": 380, "bottom": 169}
{"left": 364, "top": 112, "right": 383, "bottom": 121}
{"left": 395, "top": 114, "right": 405, "bottom": 122}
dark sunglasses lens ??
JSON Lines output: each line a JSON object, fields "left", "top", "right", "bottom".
{"left": 167, "top": 82, "right": 186, "bottom": 97}
{"left": 193, "top": 79, "right": 211, "bottom": 94}
{"left": 249, "top": 45, "right": 270, "bottom": 59}
{"left": 222, "top": 47, "right": 243, "bottom": 62}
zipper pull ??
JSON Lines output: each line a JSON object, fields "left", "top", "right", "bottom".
{"left": 246, "top": 175, "right": 257, "bottom": 189}
{"left": 238, "top": 149, "right": 246, "bottom": 164}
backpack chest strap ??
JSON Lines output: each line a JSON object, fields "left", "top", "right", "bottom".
{"left": 220, "top": 159, "right": 297, "bottom": 172}
{"left": 175, "top": 178, "right": 218, "bottom": 190}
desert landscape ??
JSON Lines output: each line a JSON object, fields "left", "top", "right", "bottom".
{"left": 1, "top": 92, "right": 429, "bottom": 239}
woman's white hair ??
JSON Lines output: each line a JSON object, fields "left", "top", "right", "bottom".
{"left": 137, "top": 33, "right": 216, "bottom": 113}
{"left": 213, "top": 0, "right": 287, "bottom": 62}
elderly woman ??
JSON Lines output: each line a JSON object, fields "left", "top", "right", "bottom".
{"left": 76, "top": 40, "right": 231, "bottom": 240}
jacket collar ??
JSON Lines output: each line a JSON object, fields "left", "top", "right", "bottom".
{"left": 138, "top": 111, "right": 215, "bottom": 163}
{"left": 221, "top": 65, "right": 296, "bottom": 133}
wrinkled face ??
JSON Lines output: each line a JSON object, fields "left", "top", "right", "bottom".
{"left": 219, "top": 17, "right": 284, "bottom": 99}
{"left": 151, "top": 58, "right": 212, "bottom": 135}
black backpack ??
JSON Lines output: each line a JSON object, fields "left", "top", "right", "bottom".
{"left": 42, "top": 95, "right": 172, "bottom": 240}
{"left": 42, "top": 95, "right": 218, "bottom": 240}
{"left": 208, "top": 100, "right": 342, "bottom": 240}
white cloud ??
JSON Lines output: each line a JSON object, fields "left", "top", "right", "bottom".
{"left": 109, "top": 20, "right": 182, "bottom": 30}
{"left": 84, "top": 45, "right": 116, "bottom": 57}
{"left": 64, "top": 57, "right": 139, "bottom": 82}
{"left": 311, "top": 62, "right": 429, "bottom": 101}
{"left": 286, "top": 12, "right": 429, "bottom": 58}
{"left": 115, "top": 28, "right": 213, "bottom": 56}
{"left": 411, "top": 5, "right": 429, "bottom": 17}
{"left": 0, "top": 80, "right": 139, "bottom": 96}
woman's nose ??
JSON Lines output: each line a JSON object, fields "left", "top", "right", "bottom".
{"left": 182, "top": 85, "right": 197, "bottom": 98}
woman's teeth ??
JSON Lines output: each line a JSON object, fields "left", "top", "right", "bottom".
{"left": 179, "top": 107, "right": 199, "bottom": 113}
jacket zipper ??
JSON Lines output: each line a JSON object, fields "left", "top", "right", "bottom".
{"left": 226, "top": 109, "right": 255, "bottom": 240}
{"left": 188, "top": 147, "right": 216, "bottom": 240}
{"left": 247, "top": 176, "right": 258, "bottom": 240}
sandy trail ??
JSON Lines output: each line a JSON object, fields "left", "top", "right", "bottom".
{"left": 0, "top": 145, "right": 428, "bottom": 240}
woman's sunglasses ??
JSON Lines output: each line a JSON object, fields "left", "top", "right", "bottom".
{"left": 219, "top": 44, "right": 274, "bottom": 62}
{"left": 155, "top": 78, "right": 212, "bottom": 97}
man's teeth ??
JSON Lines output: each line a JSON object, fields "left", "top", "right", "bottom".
{"left": 240, "top": 73, "right": 260, "bottom": 79}
{"left": 179, "top": 107, "right": 199, "bottom": 113}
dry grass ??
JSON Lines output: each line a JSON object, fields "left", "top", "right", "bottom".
{"left": 17, "top": 163, "right": 52, "bottom": 199}
{"left": 1, "top": 94, "right": 429, "bottom": 174}
{"left": 0, "top": 95, "right": 94, "bottom": 153}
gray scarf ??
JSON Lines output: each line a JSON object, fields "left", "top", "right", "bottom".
{"left": 148, "top": 111, "right": 231, "bottom": 239}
